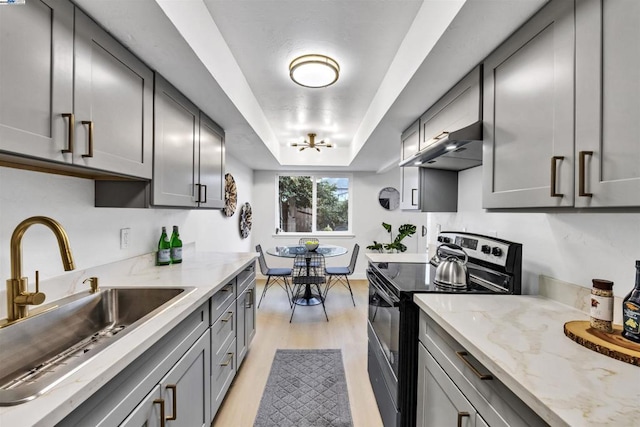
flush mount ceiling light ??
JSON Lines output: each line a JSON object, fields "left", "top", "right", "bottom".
{"left": 289, "top": 54, "right": 340, "bottom": 88}
{"left": 290, "top": 133, "right": 333, "bottom": 152}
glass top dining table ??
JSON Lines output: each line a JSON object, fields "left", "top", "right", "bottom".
{"left": 266, "top": 244, "right": 347, "bottom": 258}
{"left": 266, "top": 244, "right": 348, "bottom": 306}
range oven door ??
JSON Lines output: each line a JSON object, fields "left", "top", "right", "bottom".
{"left": 367, "top": 269, "right": 401, "bottom": 405}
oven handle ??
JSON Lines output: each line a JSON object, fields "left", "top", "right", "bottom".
{"left": 367, "top": 270, "right": 400, "bottom": 306}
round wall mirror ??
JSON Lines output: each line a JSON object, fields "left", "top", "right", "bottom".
{"left": 378, "top": 187, "right": 400, "bottom": 210}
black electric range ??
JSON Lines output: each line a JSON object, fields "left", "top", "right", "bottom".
{"left": 366, "top": 232, "right": 522, "bottom": 427}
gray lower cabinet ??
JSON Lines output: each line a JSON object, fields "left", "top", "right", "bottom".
{"left": 417, "top": 343, "right": 477, "bottom": 427}
{"left": 417, "top": 311, "right": 547, "bottom": 427}
{"left": 0, "top": 1, "right": 153, "bottom": 179}
{"left": 121, "top": 330, "right": 211, "bottom": 427}
{"left": 119, "top": 385, "right": 162, "bottom": 427}
{"left": 59, "top": 264, "right": 256, "bottom": 427}
{"left": 237, "top": 272, "right": 257, "bottom": 366}
{"left": 153, "top": 75, "right": 225, "bottom": 208}
{"left": 482, "top": 0, "right": 575, "bottom": 208}
{"left": 0, "top": 0, "right": 73, "bottom": 163}
{"left": 574, "top": 0, "right": 640, "bottom": 207}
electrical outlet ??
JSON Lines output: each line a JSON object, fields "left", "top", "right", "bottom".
{"left": 120, "top": 228, "right": 130, "bottom": 249}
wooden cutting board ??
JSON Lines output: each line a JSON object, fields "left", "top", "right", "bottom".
{"left": 564, "top": 320, "right": 640, "bottom": 367}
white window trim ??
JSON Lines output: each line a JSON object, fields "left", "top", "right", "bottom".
{"left": 275, "top": 172, "right": 353, "bottom": 236}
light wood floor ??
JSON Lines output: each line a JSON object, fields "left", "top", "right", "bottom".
{"left": 212, "top": 279, "right": 383, "bottom": 427}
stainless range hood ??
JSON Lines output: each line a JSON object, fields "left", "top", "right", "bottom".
{"left": 399, "top": 121, "right": 483, "bottom": 171}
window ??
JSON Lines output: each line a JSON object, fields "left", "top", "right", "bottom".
{"left": 277, "top": 174, "right": 351, "bottom": 234}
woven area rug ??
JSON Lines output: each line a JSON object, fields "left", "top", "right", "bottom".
{"left": 254, "top": 349, "right": 353, "bottom": 427}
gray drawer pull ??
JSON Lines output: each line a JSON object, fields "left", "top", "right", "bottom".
{"left": 221, "top": 311, "right": 233, "bottom": 322}
{"left": 455, "top": 351, "right": 493, "bottom": 380}
{"left": 220, "top": 352, "right": 233, "bottom": 367}
{"left": 221, "top": 284, "right": 233, "bottom": 292}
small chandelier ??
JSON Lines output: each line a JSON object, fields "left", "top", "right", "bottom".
{"left": 289, "top": 54, "right": 340, "bottom": 88}
{"left": 291, "top": 133, "right": 333, "bottom": 151}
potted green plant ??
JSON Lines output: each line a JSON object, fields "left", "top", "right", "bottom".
{"left": 367, "top": 222, "right": 417, "bottom": 253}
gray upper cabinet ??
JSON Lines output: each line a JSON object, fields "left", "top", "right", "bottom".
{"left": 153, "top": 76, "right": 226, "bottom": 209}
{"left": 0, "top": 3, "right": 152, "bottom": 179}
{"left": 0, "top": 0, "right": 73, "bottom": 163}
{"left": 73, "top": 10, "right": 153, "bottom": 179}
{"left": 419, "top": 66, "right": 481, "bottom": 154}
{"left": 400, "top": 121, "right": 420, "bottom": 210}
{"left": 198, "top": 113, "right": 225, "bottom": 209}
{"left": 482, "top": 0, "right": 575, "bottom": 208}
{"left": 575, "top": 0, "right": 640, "bottom": 207}
{"left": 153, "top": 75, "right": 200, "bottom": 207}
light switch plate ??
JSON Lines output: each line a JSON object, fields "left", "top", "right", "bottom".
{"left": 120, "top": 228, "right": 130, "bottom": 249}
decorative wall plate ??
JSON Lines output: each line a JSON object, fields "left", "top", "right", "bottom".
{"left": 222, "top": 173, "right": 237, "bottom": 217}
{"left": 239, "top": 202, "right": 252, "bottom": 239}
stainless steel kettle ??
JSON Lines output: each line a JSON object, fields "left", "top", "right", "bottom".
{"left": 434, "top": 243, "right": 468, "bottom": 289}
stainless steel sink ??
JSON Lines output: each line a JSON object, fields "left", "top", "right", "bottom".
{"left": 0, "top": 286, "right": 194, "bottom": 406}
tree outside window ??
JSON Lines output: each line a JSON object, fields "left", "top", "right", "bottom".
{"left": 278, "top": 175, "right": 350, "bottom": 233}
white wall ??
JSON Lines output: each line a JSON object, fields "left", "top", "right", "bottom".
{"left": 0, "top": 154, "right": 253, "bottom": 308}
{"left": 251, "top": 168, "right": 427, "bottom": 277}
{"left": 428, "top": 166, "right": 640, "bottom": 296}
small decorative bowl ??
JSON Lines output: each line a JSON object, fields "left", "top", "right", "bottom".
{"left": 305, "top": 242, "right": 319, "bottom": 251}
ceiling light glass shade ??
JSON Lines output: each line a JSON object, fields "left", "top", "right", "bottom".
{"left": 289, "top": 54, "right": 340, "bottom": 88}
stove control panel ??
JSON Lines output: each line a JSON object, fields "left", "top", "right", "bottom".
{"left": 436, "top": 231, "right": 514, "bottom": 268}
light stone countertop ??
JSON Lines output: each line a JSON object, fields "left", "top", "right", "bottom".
{"left": 0, "top": 251, "right": 257, "bottom": 427}
{"left": 413, "top": 293, "right": 640, "bottom": 427}
{"left": 366, "top": 252, "right": 430, "bottom": 264}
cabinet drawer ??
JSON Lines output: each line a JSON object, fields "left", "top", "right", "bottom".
{"left": 210, "top": 280, "right": 236, "bottom": 324}
{"left": 419, "top": 311, "right": 547, "bottom": 427}
{"left": 211, "top": 302, "right": 236, "bottom": 361}
{"left": 211, "top": 338, "right": 236, "bottom": 419}
{"left": 237, "top": 264, "right": 256, "bottom": 294}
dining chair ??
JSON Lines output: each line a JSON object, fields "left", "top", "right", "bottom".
{"left": 290, "top": 251, "right": 328, "bottom": 322}
{"left": 256, "top": 244, "right": 293, "bottom": 308}
{"left": 324, "top": 243, "right": 359, "bottom": 306}
{"left": 295, "top": 237, "right": 320, "bottom": 269}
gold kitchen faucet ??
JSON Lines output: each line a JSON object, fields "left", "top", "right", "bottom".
{"left": 5, "top": 216, "right": 75, "bottom": 322}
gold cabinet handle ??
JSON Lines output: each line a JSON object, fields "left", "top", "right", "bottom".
{"left": 221, "top": 311, "right": 233, "bottom": 322}
{"left": 220, "top": 352, "right": 234, "bottom": 367}
{"left": 81, "top": 120, "right": 94, "bottom": 158}
{"left": 579, "top": 151, "right": 593, "bottom": 197}
{"left": 153, "top": 398, "right": 166, "bottom": 427}
{"left": 61, "top": 113, "right": 74, "bottom": 154}
{"left": 455, "top": 351, "right": 493, "bottom": 380}
{"left": 434, "top": 130, "right": 449, "bottom": 141}
{"left": 165, "top": 384, "right": 177, "bottom": 421}
{"left": 550, "top": 156, "right": 564, "bottom": 198}
{"left": 457, "top": 411, "right": 470, "bottom": 427}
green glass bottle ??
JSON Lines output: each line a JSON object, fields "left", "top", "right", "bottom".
{"left": 156, "top": 227, "right": 171, "bottom": 266}
{"left": 170, "top": 225, "right": 183, "bottom": 264}
{"left": 622, "top": 260, "right": 640, "bottom": 343}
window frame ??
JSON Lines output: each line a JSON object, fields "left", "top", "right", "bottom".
{"left": 275, "top": 172, "right": 353, "bottom": 236}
